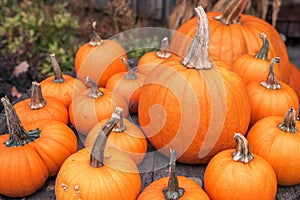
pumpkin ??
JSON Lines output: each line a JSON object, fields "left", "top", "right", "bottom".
{"left": 138, "top": 6, "right": 251, "bottom": 164}
{"left": 55, "top": 113, "right": 141, "bottom": 200}
{"left": 40, "top": 53, "right": 86, "bottom": 108}
{"left": 246, "top": 57, "right": 299, "bottom": 126}
{"left": 137, "top": 37, "right": 172, "bottom": 76}
{"left": 288, "top": 63, "right": 300, "bottom": 99}
{"left": 170, "top": 0, "right": 291, "bottom": 84}
{"left": 247, "top": 107, "right": 300, "bottom": 186}
{"left": 69, "top": 77, "right": 128, "bottom": 135}
{"left": 137, "top": 149, "right": 210, "bottom": 200}
{"left": 75, "top": 21, "right": 127, "bottom": 87}
{"left": 106, "top": 56, "right": 146, "bottom": 113}
{"left": 14, "top": 81, "right": 69, "bottom": 125}
{"left": 0, "top": 97, "right": 77, "bottom": 197}
{"left": 204, "top": 133, "right": 277, "bottom": 200}
{"left": 85, "top": 107, "right": 147, "bottom": 164}
{"left": 232, "top": 33, "right": 281, "bottom": 85}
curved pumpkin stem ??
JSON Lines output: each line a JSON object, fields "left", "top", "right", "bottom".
{"left": 29, "top": 81, "right": 46, "bottom": 109}
{"left": 255, "top": 33, "right": 269, "bottom": 60}
{"left": 214, "top": 0, "right": 250, "bottom": 25}
{"left": 50, "top": 53, "right": 65, "bottom": 83}
{"left": 279, "top": 107, "right": 298, "bottom": 133}
{"left": 260, "top": 57, "right": 281, "bottom": 89}
{"left": 181, "top": 6, "right": 212, "bottom": 70}
{"left": 112, "top": 107, "right": 127, "bottom": 133}
{"left": 1, "top": 96, "right": 40, "bottom": 147}
{"left": 90, "top": 113, "right": 120, "bottom": 168}
{"left": 156, "top": 37, "right": 171, "bottom": 59}
{"left": 232, "top": 133, "right": 254, "bottom": 163}
{"left": 121, "top": 56, "right": 137, "bottom": 80}
{"left": 89, "top": 21, "right": 104, "bottom": 46}
{"left": 163, "top": 149, "right": 185, "bottom": 200}
{"left": 85, "top": 77, "right": 104, "bottom": 98}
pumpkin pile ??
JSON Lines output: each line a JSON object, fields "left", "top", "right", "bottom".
{"left": 1, "top": 0, "right": 300, "bottom": 199}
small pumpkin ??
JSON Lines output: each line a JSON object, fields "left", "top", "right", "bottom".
{"left": 137, "top": 37, "right": 172, "bottom": 76}
{"left": 69, "top": 77, "right": 128, "bottom": 135}
{"left": 138, "top": 6, "right": 250, "bottom": 164}
{"left": 137, "top": 149, "right": 210, "bottom": 200}
{"left": 106, "top": 56, "right": 146, "bottom": 113}
{"left": 288, "top": 63, "right": 300, "bottom": 99}
{"left": 0, "top": 97, "right": 77, "bottom": 197}
{"left": 204, "top": 133, "right": 277, "bottom": 200}
{"left": 75, "top": 21, "right": 127, "bottom": 87}
{"left": 85, "top": 107, "right": 147, "bottom": 164}
{"left": 170, "top": 0, "right": 291, "bottom": 83}
{"left": 232, "top": 33, "right": 281, "bottom": 85}
{"left": 14, "top": 81, "right": 69, "bottom": 125}
{"left": 246, "top": 57, "right": 299, "bottom": 126}
{"left": 40, "top": 53, "right": 86, "bottom": 108}
{"left": 55, "top": 113, "right": 141, "bottom": 200}
{"left": 247, "top": 107, "right": 300, "bottom": 186}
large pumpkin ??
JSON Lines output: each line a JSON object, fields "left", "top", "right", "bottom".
{"left": 75, "top": 22, "right": 127, "bottom": 87}
{"left": 0, "top": 97, "right": 77, "bottom": 197}
{"left": 55, "top": 114, "right": 141, "bottom": 200}
{"left": 288, "top": 63, "right": 300, "bottom": 99}
{"left": 170, "top": 0, "right": 291, "bottom": 84}
{"left": 138, "top": 6, "right": 251, "bottom": 164}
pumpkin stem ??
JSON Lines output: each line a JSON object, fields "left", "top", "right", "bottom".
{"left": 163, "top": 149, "right": 185, "bottom": 200}
{"left": 85, "top": 77, "right": 104, "bottom": 98}
{"left": 50, "top": 53, "right": 65, "bottom": 83}
{"left": 260, "top": 57, "right": 281, "bottom": 89}
{"left": 1, "top": 96, "right": 40, "bottom": 147}
{"left": 232, "top": 133, "right": 254, "bottom": 163}
{"left": 214, "top": 0, "right": 250, "bottom": 25}
{"left": 89, "top": 21, "right": 103, "bottom": 46}
{"left": 112, "top": 107, "right": 127, "bottom": 133}
{"left": 279, "top": 107, "right": 298, "bottom": 133}
{"left": 255, "top": 33, "right": 269, "bottom": 60}
{"left": 181, "top": 6, "right": 212, "bottom": 70}
{"left": 121, "top": 56, "right": 137, "bottom": 80}
{"left": 156, "top": 37, "right": 171, "bottom": 59}
{"left": 29, "top": 81, "right": 46, "bottom": 109}
{"left": 90, "top": 113, "right": 120, "bottom": 168}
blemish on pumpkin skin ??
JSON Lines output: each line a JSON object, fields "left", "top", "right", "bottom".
{"left": 61, "top": 183, "right": 68, "bottom": 191}
{"left": 74, "top": 184, "right": 81, "bottom": 199}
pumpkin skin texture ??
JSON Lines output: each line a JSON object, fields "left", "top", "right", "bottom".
{"left": 85, "top": 108, "right": 148, "bottom": 164}
{"left": 55, "top": 115, "right": 141, "bottom": 200}
{"left": 106, "top": 57, "right": 146, "bottom": 113}
{"left": 169, "top": 0, "right": 290, "bottom": 84}
{"left": 247, "top": 108, "right": 300, "bottom": 186}
{"left": 40, "top": 54, "right": 86, "bottom": 108}
{"left": 75, "top": 22, "right": 127, "bottom": 87}
{"left": 138, "top": 7, "right": 250, "bottom": 164}
{"left": 246, "top": 58, "right": 299, "bottom": 126}
{"left": 14, "top": 82, "right": 69, "bottom": 125}
{"left": 288, "top": 63, "right": 300, "bottom": 99}
{"left": 204, "top": 133, "right": 277, "bottom": 200}
{"left": 69, "top": 77, "right": 128, "bottom": 135}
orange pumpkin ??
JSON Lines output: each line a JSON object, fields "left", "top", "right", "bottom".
{"left": 85, "top": 107, "right": 147, "bottom": 164}
{"left": 137, "top": 149, "right": 210, "bottom": 200}
{"left": 232, "top": 33, "right": 281, "bottom": 85}
{"left": 137, "top": 37, "right": 172, "bottom": 76}
{"left": 55, "top": 114, "right": 141, "bottom": 200}
{"left": 288, "top": 63, "right": 300, "bottom": 99}
{"left": 170, "top": 0, "right": 291, "bottom": 84}
{"left": 138, "top": 6, "right": 251, "bottom": 164}
{"left": 0, "top": 97, "right": 77, "bottom": 197}
{"left": 247, "top": 108, "right": 300, "bottom": 186}
{"left": 246, "top": 57, "right": 299, "bottom": 126}
{"left": 14, "top": 81, "right": 69, "bottom": 125}
{"left": 204, "top": 133, "right": 277, "bottom": 200}
{"left": 106, "top": 56, "right": 146, "bottom": 113}
{"left": 69, "top": 77, "right": 128, "bottom": 135}
{"left": 75, "top": 22, "right": 127, "bottom": 87}
{"left": 40, "top": 54, "right": 86, "bottom": 108}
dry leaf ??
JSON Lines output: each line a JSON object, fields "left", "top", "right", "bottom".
{"left": 11, "top": 86, "right": 22, "bottom": 98}
{"left": 12, "top": 61, "right": 29, "bottom": 77}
